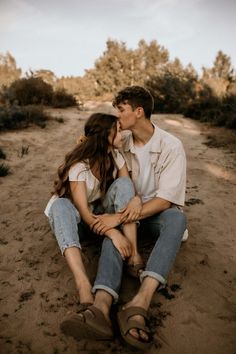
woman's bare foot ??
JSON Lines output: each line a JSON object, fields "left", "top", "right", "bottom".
{"left": 75, "top": 277, "right": 94, "bottom": 304}
{"left": 127, "top": 253, "right": 143, "bottom": 267}
{"left": 126, "top": 253, "right": 144, "bottom": 278}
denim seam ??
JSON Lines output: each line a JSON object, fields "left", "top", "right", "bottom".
{"left": 61, "top": 243, "right": 81, "bottom": 256}
{"left": 140, "top": 271, "right": 167, "bottom": 285}
{"left": 92, "top": 285, "right": 119, "bottom": 303}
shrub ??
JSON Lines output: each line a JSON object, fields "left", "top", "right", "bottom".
{"left": 185, "top": 87, "right": 236, "bottom": 129}
{"left": 0, "top": 104, "right": 48, "bottom": 131}
{"left": 221, "top": 94, "right": 236, "bottom": 129}
{"left": 52, "top": 88, "right": 77, "bottom": 108}
{"left": 146, "top": 72, "right": 197, "bottom": 114}
{"left": 0, "top": 163, "right": 10, "bottom": 177}
{"left": 7, "top": 77, "right": 53, "bottom": 105}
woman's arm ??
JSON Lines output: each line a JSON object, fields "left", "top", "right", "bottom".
{"left": 117, "top": 163, "right": 130, "bottom": 177}
{"left": 70, "top": 181, "right": 95, "bottom": 225}
{"left": 70, "top": 181, "right": 131, "bottom": 259}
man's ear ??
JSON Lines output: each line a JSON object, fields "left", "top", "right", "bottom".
{"left": 136, "top": 107, "right": 144, "bottom": 118}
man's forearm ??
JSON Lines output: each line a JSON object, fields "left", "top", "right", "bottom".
{"left": 139, "top": 197, "right": 171, "bottom": 220}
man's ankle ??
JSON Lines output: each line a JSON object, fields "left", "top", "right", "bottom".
{"left": 93, "top": 290, "right": 113, "bottom": 317}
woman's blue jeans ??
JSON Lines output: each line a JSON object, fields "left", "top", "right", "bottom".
{"left": 47, "top": 177, "right": 135, "bottom": 299}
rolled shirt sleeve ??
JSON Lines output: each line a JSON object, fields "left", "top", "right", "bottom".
{"left": 69, "top": 163, "right": 87, "bottom": 181}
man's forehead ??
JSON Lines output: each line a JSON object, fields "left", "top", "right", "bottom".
{"left": 117, "top": 101, "right": 131, "bottom": 108}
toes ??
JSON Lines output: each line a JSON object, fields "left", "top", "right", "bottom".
{"left": 139, "top": 329, "right": 149, "bottom": 341}
{"left": 129, "top": 328, "right": 140, "bottom": 339}
{"left": 129, "top": 329, "right": 149, "bottom": 342}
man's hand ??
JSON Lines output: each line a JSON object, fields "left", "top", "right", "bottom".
{"left": 119, "top": 195, "right": 142, "bottom": 223}
{"left": 90, "top": 213, "right": 121, "bottom": 235}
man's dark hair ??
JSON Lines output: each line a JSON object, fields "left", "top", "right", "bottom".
{"left": 112, "top": 86, "right": 154, "bottom": 119}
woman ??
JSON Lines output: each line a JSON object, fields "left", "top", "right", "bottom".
{"left": 44, "top": 113, "right": 143, "bottom": 308}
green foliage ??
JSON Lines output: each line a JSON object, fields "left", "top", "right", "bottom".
{"left": 7, "top": 77, "right": 53, "bottom": 105}
{"left": 52, "top": 88, "right": 77, "bottom": 108}
{"left": 83, "top": 39, "right": 169, "bottom": 97}
{"left": 185, "top": 87, "right": 236, "bottom": 129}
{"left": 146, "top": 70, "right": 197, "bottom": 113}
{"left": 3, "top": 76, "right": 76, "bottom": 108}
{"left": 0, "top": 148, "right": 6, "bottom": 159}
{"left": 0, "top": 105, "right": 48, "bottom": 131}
{"left": 0, "top": 163, "right": 10, "bottom": 177}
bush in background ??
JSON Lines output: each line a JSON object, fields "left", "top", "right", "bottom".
{"left": 0, "top": 105, "right": 48, "bottom": 131}
{"left": 4, "top": 77, "right": 77, "bottom": 108}
{"left": 185, "top": 86, "right": 236, "bottom": 129}
{"left": 7, "top": 77, "right": 53, "bottom": 105}
{"left": 146, "top": 71, "right": 197, "bottom": 113}
{"left": 52, "top": 88, "right": 77, "bottom": 108}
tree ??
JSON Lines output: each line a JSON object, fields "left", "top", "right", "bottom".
{"left": 33, "top": 69, "right": 57, "bottom": 86}
{"left": 87, "top": 39, "right": 134, "bottom": 95}
{"left": 134, "top": 39, "right": 169, "bottom": 82}
{"left": 211, "top": 50, "right": 234, "bottom": 80}
{"left": 0, "top": 52, "right": 21, "bottom": 87}
{"left": 201, "top": 51, "right": 235, "bottom": 97}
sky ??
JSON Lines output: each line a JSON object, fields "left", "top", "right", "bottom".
{"left": 0, "top": 0, "right": 236, "bottom": 78}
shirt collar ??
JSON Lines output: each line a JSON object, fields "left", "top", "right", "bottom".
{"left": 122, "top": 124, "right": 161, "bottom": 153}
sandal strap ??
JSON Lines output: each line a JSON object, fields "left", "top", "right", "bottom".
{"left": 118, "top": 306, "right": 150, "bottom": 335}
{"left": 122, "top": 320, "right": 150, "bottom": 336}
{"left": 76, "top": 302, "right": 93, "bottom": 313}
{"left": 120, "top": 306, "right": 149, "bottom": 320}
{"left": 79, "top": 305, "right": 112, "bottom": 334}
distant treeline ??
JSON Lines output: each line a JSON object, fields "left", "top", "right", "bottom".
{"left": 0, "top": 39, "right": 236, "bottom": 129}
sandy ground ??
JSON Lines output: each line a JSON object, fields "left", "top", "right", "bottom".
{"left": 0, "top": 102, "right": 236, "bottom": 354}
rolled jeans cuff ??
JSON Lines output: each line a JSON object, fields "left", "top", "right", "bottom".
{"left": 91, "top": 285, "right": 119, "bottom": 303}
{"left": 140, "top": 271, "right": 167, "bottom": 286}
{"left": 61, "top": 243, "right": 81, "bottom": 256}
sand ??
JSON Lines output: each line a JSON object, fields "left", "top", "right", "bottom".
{"left": 0, "top": 102, "right": 236, "bottom": 354}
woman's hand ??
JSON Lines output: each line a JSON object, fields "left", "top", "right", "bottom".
{"left": 110, "top": 232, "right": 132, "bottom": 260}
{"left": 90, "top": 213, "right": 121, "bottom": 235}
{"left": 119, "top": 196, "right": 142, "bottom": 223}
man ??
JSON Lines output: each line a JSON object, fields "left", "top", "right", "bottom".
{"left": 61, "top": 86, "right": 187, "bottom": 350}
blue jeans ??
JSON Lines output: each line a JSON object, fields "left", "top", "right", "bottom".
{"left": 93, "top": 207, "right": 187, "bottom": 301}
{"left": 47, "top": 177, "right": 135, "bottom": 296}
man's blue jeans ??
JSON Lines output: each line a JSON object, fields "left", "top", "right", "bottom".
{"left": 93, "top": 207, "right": 187, "bottom": 301}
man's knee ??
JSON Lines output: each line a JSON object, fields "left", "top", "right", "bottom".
{"left": 161, "top": 208, "right": 187, "bottom": 230}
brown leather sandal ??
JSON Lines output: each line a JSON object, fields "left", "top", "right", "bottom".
{"left": 117, "top": 306, "right": 152, "bottom": 350}
{"left": 60, "top": 305, "right": 113, "bottom": 340}
{"left": 76, "top": 302, "right": 93, "bottom": 313}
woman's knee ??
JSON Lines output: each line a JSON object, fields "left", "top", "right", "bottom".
{"left": 50, "top": 197, "right": 73, "bottom": 217}
{"left": 101, "top": 237, "right": 123, "bottom": 260}
{"left": 114, "top": 177, "right": 135, "bottom": 198}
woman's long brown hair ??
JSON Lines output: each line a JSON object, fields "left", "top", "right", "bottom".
{"left": 54, "top": 113, "right": 118, "bottom": 199}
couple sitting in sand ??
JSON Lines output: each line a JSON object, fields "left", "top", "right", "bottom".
{"left": 44, "top": 86, "right": 187, "bottom": 350}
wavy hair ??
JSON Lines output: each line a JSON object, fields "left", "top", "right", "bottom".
{"left": 54, "top": 113, "right": 118, "bottom": 198}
